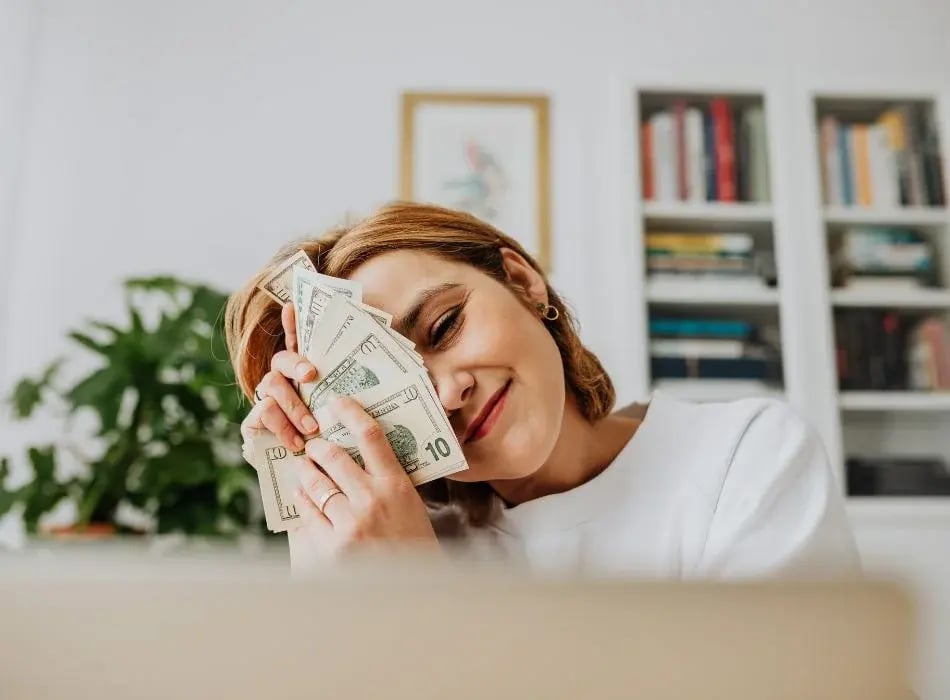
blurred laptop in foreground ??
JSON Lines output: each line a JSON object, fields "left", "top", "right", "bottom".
{"left": 0, "top": 550, "right": 915, "bottom": 700}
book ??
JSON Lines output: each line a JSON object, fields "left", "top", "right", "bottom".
{"left": 820, "top": 116, "right": 842, "bottom": 205}
{"left": 647, "top": 273, "right": 766, "bottom": 288}
{"left": 650, "top": 317, "right": 753, "bottom": 339}
{"left": 852, "top": 124, "right": 873, "bottom": 206}
{"left": 640, "top": 121, "right": 654, "bottom": 200}
{"left": 900, "top": 104, "right": 927, "bottom": 206}
{"left": 839, "top": 124, "right": 854, "bottom": 205}
{"left": 645, "top": 232, "right": 754, "bottom": 254}
{"left": 746, "top": 106, "right": 771, "bottom": 202}
{"left": 651, "top": 356, "right": 782, "bottom": 381}
{"left": 847, "top": 456, "right": 950, "bottom": 497}
{"left": 919, "top": 105, "right": 946, "bottom": 206}
{"left": 650, "top": 338, "right": 746, "bottom": 359}
{"left": 650, "top": 111, "right": 677, "bottom": 201}
{"left": 686, "top": 107, "right": 706, "bottom": 202}
{"left": 833, "top": 227, "right": 934, "bottom": 285}
{"left": 711, "top": 98, "right": 737, "bottom": 201}
{"left": 868, "top": 124, "right": 899, "bottom": 208}
{"left": 703, "top": 109, "right": 717, "bottom": 201}
{"left": 674, "top": 101, "right": 688, "bottom": 200}
{"left": 737, "top": 107, "right": 751, "bottom": 202}
{"left": 879, "top": 108, "right": 911, "bottom": 205}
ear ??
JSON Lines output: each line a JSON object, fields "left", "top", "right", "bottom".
{"left": 500, "top": 248, "right": 547, "bottom": 306}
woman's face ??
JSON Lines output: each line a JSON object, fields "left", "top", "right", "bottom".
{"left": 347, "top": 249, "right": 566, "bottom": 482}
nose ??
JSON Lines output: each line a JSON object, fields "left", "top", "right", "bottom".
{"left": 432, "top": 368, "right": 475, "bottom": 414}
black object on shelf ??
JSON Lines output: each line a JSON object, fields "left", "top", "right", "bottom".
{"left": 847, "top": 456, "right": 950, "bottom": 496}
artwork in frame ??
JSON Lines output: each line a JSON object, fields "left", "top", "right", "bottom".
{"left": 400, "top": 92, "right": 551, "bottom": 270}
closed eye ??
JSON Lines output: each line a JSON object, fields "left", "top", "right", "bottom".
{"left": 430, "top": 306, "right": 463, "bottom": 348}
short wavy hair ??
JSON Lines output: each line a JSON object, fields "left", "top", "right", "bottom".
{"left": 224, "top": 201, "right": 615, "bottom": 526}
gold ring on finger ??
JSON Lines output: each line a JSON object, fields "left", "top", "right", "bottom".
{"left": 316, "top": 488, "right": 345, "bottom": 515}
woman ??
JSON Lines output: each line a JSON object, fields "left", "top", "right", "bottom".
{"left": 226, "top": 202, "right": 860, "bottom": 578}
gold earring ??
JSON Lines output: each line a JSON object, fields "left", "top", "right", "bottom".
{"left": 536, "top": 302, "right": 559, "bottom": 321}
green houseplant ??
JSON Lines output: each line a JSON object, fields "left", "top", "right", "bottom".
{"left": 0, "top": 276, "right": 265, "bottom": 536}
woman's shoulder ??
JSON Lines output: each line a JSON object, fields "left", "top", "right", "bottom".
{"left": 636, "top": 391, "right": 819, "bottom": 460}
{"left": 628, "top": 392, "right": 831, "bottom": 509}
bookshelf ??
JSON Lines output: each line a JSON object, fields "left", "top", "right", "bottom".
{"left": 809, "top": 87, "right": 950, "bottom": 517}
{"left": 623, "top": 86, "right": 787, "bottom": 405}
{"left": 607, "top": 76, "right": 950, "bottom": 521}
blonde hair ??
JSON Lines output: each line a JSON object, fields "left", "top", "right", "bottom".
{"left": 224, "top": 201, "right": 615, "bottom": 526}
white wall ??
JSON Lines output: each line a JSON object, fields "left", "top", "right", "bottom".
{"left": 0, "top": 0, "right": 37, "bottom": 378}
{"left": 1, "top": 0, "right": 949, "bottom": 695}
{"left": 5, "top": 0, "right": 949, "bottom": 394}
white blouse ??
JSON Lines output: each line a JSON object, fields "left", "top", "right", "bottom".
{"left": 467, "top": 392, "right": 862, "bottom": 579}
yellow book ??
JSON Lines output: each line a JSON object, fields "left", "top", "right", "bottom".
{"left": 879, "top": 109, "right": 906, "bottom": 150}
{"left": 852, "top": 125, "right": 873, "bottom": 206}
{"left": 645, "top": 233, "right": 752, "bottom": 254}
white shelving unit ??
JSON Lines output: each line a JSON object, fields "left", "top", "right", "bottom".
{"left": 642, "top": 201, "right": 774, "bottom": 226}
{"left": 808, "top": 85, "right": 950, "bottom": 519}
{"left": 606, "top": 75, "right": 950, "bottom": 523}
{"left": 830, "top": 288, "right": 950, "bottom": 309}
{"left": 615, "top": 84, "right": 790, "bottom": 407}
{"left": 839, "top": 391, "right": 950, "bottom": 412}
{"left": 824, "top": 205, "right": 948, "bottom": 227}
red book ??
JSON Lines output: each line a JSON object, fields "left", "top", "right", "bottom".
{"left": 711, "top": 98, "right": 737, "bottom": 201}
{"left": 924, "top": 319, "right": 950, "bottom": 389}
{"left": 640, "top": 121, "right": 654, "bottom": 200}
{"left": 673, "top": 101, "right": 688, "bottom": 200}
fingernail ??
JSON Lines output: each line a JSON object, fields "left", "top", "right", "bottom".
{"left": 302, "top": 415, "right": 318, "bottom": 434}
{"left": 292, "top": 435, "right": 305, "bottom": 452}
{"left": 295, "top": 362, "right": 313, "bottom": 380}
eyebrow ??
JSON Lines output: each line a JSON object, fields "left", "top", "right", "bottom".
{"left": 393, "top": 283, "right": 463, "bottom": 338}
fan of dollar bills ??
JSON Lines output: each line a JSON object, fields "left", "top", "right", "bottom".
{"left": 243, "top": 251, "right": 469, "bottom": 533}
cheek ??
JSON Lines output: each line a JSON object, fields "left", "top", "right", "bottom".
{"left": 451, "top": 314, "right": 566, "bottom": 482}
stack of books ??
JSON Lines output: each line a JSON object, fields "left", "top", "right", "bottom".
{"left": 831, "top": 227, "right": 937, "bottom": 290}
{"left": 847, "top": 455, "right": 950, "bottom": 497}
{"left": 835, "top": 312, "right": 950, "bottom": 390}
{"left": 641, "top": 99, "right": 770, "bottom": 203}
{"left": 819, "top": 105, "right": 945, "bottom": 207}
{"left": 649, "top": 316, "right": 783, "bottom": 381}
{"left": 646, "top": 232, "right": 770, "bottom": 287}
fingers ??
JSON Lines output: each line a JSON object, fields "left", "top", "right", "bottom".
{"left": 282, "top": 303, "right": 298, "bottom": 354}
{"left": 258, "top": 397, "right": 305, "bottom": 452}
{"left": 271, "top": 349, "right": 317, "bottom": 383}
{"left": 240, "top": 400, "right": 269, "bottom": 442}
{"left": 259, "top": 368, "right": 319, "bottom": 436}
{"left": 305, "top": 437, "right": 369, "bottom": 497}
{"left": 296, "top": 459, "right": 351, "bottom": 526}
{"left": 325, "top": 396, "right": 404, "bottom": 478}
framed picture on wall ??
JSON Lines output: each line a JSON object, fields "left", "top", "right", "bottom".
{"left": 400, "top": 92, "right": 552, "bottom": 270}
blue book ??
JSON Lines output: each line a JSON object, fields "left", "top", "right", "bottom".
{"left": 703, "top": 109, "right": 717, "bottom": 201}
{"left": 649, "top": 317, "right": 752, "bottom": 339}
{"left": 838, "top": 124, "right": 853, "bottom": 206}
{"left": 651, "top": 356, "right": 782, "bottom": 380}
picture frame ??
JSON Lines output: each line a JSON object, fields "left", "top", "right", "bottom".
{"left": 400, "top": 92, "right": 552, "bottom": 270}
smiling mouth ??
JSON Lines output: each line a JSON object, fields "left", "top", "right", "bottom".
{"left": 464, "top": 380, "right": 512, "bottom": 444}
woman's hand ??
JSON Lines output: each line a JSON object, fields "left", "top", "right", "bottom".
{"left": 290, "top": 395, "right": 439, "bottom": 564}
{"left": 240, "top": 304, "right": 319, "bottom": 452}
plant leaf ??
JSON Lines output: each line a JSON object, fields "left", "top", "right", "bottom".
{"left": 9, "top": 359, "right": 63, "bottom": 419}
{"left": 68, "top": 330, "right": 112, "bottom": 357}
{"left": 27, "top": 446, "right": 56, "bottom": 482}
{"left": 65, "top": 366, "right": 130, "bottom": 433}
